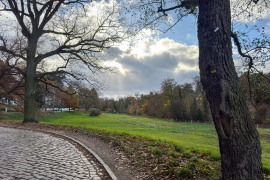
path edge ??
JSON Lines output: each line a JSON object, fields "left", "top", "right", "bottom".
{"left": 53, "top": 132, "right": 118, "bottom": 180}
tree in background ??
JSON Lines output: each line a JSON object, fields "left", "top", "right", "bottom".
{"left": 55, "top": 86, "right": 81, "bottom": 111}
{"left": 116, "top": 97, "right": 129, "bottom": 114}
{"left": 35, "top": 75, "right": 68, "bottom": 110}
{"left": 128, "top": 96, "right": 139, "bottom": 115}
{"left": 145, "top": 92, "right": 165, "bottom": 118}
{"left": 193, "top": 76, "right": 211, "bottom": 122}
{"left": 0, "top": 60, "right": 24, "bottom": 111}
{"left": 161, "top": 79, "right": 178, "bottom": 102}
{"left": 100, "top": 98, "right": 116, "bottom": 112}
{"left": 79, "top": 88, "right": 99, "bottom": 111}
{"left": 240, "top": 72, "right": 270, "bottom": 124}
{"left": 0, "top": 0, "right": 123, "bottom": 123}
{"left": 69, "top": 93, "right": 79, "bottom": 111}
{"left": 160, "top": 79, "right": 198, "bottom": 121}
{"left": 240, "top": 72, "right": 270, "bottom": 106}
{"left": 161, "top": 78, "right": 177, "bottom": 118}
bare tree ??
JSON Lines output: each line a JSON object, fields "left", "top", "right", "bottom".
{"left": 0, "top": 0, "right": 123, "bottom": 122}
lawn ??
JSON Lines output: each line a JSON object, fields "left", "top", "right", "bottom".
{"left": 3, "top": 111, "right": 270, "bottom": 174}
{"left": 39, "top": 112, "right": 220, "bottom": 157}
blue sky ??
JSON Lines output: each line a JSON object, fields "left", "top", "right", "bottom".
{"left": 160, "top": 15, "right": 198, "bottom": 45}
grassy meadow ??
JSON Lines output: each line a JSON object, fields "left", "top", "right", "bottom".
{"left": 3, "top": 111, "right": 270, "bottom": 175}
{"left": 44, "top": 112, "right": 220, "bottom": 157}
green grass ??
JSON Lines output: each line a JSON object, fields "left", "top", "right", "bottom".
{"left": 4, "top": 112, "right": 24, "bottom": 121}
{"left": 3, "top": 111, "right": 270, "bottom": 174}
{"left": 39, "top": 112, "right": 220, "bottom": 158}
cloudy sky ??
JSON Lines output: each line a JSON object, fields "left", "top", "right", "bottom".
{"left": 0, "top": 0, "right": 268, "bottom": 99}
{"left": 102, "top": 28, "right": 200, "bottom": 98}
{"left": 100, "top": 1, "right": 270, "bottom": 99}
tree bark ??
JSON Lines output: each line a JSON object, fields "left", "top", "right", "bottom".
{"left": 23, "top": 68, "right": 37, "bottom": 123}
{"left": 198, "top": 0, "right": 263, "bottom": 179}
{"left": 23, "top": 38, "right": 38, "bottom": 123}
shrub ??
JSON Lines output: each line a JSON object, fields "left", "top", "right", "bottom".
{"left": 89, "top": 108, "right": 101, "bottom": 116}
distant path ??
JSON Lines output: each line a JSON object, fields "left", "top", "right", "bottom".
{"left": 0, "top": 127, "right": 106, "bottom": 180}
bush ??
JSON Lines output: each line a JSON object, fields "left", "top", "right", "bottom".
{"left": 89, "top": 108, "right": 101, "bottom": 116}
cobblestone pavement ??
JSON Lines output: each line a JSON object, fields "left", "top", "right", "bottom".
{"left": 0, "top": 127, "right": 106, "bottom": 180}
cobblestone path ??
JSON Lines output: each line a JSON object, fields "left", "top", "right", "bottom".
{"left": 0, "top": 127, "right": 105, "bottom": 180}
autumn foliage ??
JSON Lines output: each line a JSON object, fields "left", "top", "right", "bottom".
{"left": 0, "top": 60, "right": 24, "bottom": 111}
{"left": 100, "top": 78, "right": 212, "bottom": 123}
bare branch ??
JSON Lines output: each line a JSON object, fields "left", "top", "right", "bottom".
{"left": 0, "top": 46, "right": 27, "bottom": 60}
{"left": 158, "top": 0, "right": 199, "bottom": 14}
{"left": 231, "top": 31, "right": 253, "bottom": 69}
{"left": 6, "top": 0, "right": 31, "bottom": 38}
{"left": 39, "top": 0, "right": 64, "bottom": 31}
{"left": 39, "top": 79, "right": 75, "bottom": 95}
{"left": 160, "top": 12, "right": 190, "bottom": 33}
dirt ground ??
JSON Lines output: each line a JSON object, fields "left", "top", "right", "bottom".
{"left": 0, "top": 121, "right": 153, "bottom": 180}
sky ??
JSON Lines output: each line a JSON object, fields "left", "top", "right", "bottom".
{"left": 0, "top": 0, "right": 269, "bottom": 99}
{"left": 100, "top": 1, "right": 270, "bottom": 99}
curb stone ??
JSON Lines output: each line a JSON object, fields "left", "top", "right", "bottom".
{"left": 51, "top": 132, "right": 118, "bottom": 180}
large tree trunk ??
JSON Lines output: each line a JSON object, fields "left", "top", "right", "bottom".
{"left": 198, "top": 0, "right": 263, "bottom": 179}
{"left": 23, "top": 38, "right": 38, "bottom": 123}
{"left": 23, "top": 65, "right": 37, "bottom": 123}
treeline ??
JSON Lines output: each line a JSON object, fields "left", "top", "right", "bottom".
{"left": 240, "top": 72, "right": 270, "bottom": 124}
{"left": 100, "top": 77, "right": 212, "bottom": 122}
{"left": 100, "top": 72, "right": 270, "bottom": 124}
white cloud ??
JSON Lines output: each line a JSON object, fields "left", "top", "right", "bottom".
{"left": 103, "top": 36, "right": 199, "bottom": 98}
